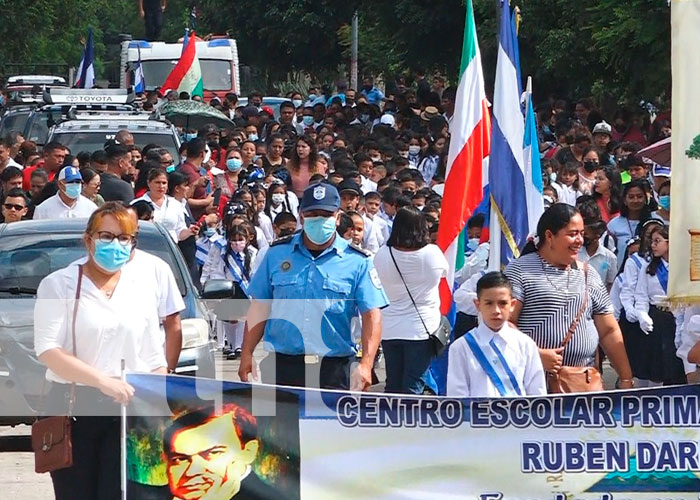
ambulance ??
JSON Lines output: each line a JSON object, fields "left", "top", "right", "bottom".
{"left": 120, "top": 36, "right": 241, "bottom": 100}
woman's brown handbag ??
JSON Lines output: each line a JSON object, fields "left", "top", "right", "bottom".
{"left": 547, "top": 264, "right": 604, "bottom": 393}
{"left": 32, "top": 265, "right": 83, "bottom": 473}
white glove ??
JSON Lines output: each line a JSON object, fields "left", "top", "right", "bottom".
{"left": 638, "top": 311, "right": 654, "bottom": 335}
{"left": 625, "top": 308, "right": 638, "bottom": 323}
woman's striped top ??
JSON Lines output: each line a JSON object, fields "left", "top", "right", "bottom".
{"left": 505, "top": 252, "right": 613, "bottom": 367}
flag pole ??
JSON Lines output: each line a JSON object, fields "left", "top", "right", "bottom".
{"left": 120, "top": 359, "right": 127, "bottom": 500}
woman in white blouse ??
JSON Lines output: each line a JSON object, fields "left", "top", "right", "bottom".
{"left": 632, "top": 224, "right": 686, "bottom": 385}
{"left": 132, "top": 168, "right": 198, "bottom": 242}
{"left": 34, "top": 203, "right": 167, "bottom": 499}
{"left": 373, "top": 207, "right": 448, "bottom": 394}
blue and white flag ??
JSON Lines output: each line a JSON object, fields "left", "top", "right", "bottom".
{"left": 75, "top": 28, "right": 95, "bottom": 89}
{"left": 133, "top": 48, "right": 145, "bottom": 94}
{"left": 488, "top": 1, "right": 527, "bottom": 266}
{"left": 523, "top": 77, "right": 544, "bottom": 236}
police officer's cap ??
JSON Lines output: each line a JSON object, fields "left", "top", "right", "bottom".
{"left": 300, "top": 182, "right": 340, "bottom": 213}
{"left": 336, "top": 179, "right": 362, "bottom": 197}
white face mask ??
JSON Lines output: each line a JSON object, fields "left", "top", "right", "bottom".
{"left": 408, "top": 145, "right": 421, "bottom": 155}
{"left": 271, "top": 193, "right": 285, "bottom": 205}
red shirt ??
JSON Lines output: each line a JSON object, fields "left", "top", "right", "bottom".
{"left": 22, "top": 161, "right": 57, "bottom": 191}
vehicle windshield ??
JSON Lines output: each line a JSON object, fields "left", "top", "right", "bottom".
{"left": 140, "top": 59, "right": 231, "bottom": 91}
{"left": 52, "top": 131, "right": 179, "bottom": 162}
{"left": 0, "top": 109, "right": 31, "bottom": 137}
{"left": 0, "top": 229, "right": 186, "bottom": 296}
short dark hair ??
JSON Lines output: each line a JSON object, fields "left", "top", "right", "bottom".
{"left": 44, "top": 141, "right": 65, "bottom": 154}
{"left": 273, "top": 211, "right": 296, "bottom": 227}
{"left": 467, "top": 213, "right": 485, "bottom": 229}
{"left": 90, "top": 149, "right": 108, "bottom": 164}
{"left": 130, "top": 199, "right": 154, "bottom": 219}
{"left": 387, "top": 206, "right": 430, "bottom": 250}
{"left": 0, "top": 166, "right": 22, "bottom": 182}
{"left": 187, "top": 137, "right": 207, "bottom": 158}
{"left": 365, "top": 191, "right": 381, "bottom": 201}
{"left": 279, "top": 101, "right": 295, "bottom": 112}
{"left": 337, "top": 212, "right": 354, "bottom": 236}
{"left": 2, "top": 187, "right": 28, "bottom": 205}
{"left": 163, "top": 404, "right": 258, "bottom": 455}
{"left": 476, "top": 271, "right": 513, "bottom": 297}
{"left": 105, "top": 144, "right": 130, "bottom": 163}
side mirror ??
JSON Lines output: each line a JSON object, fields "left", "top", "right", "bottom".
{"left": 201, "top": 279, "right": 250, "bottom": 321}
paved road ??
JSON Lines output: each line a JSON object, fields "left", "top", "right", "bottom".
{"left": 0, "top": 351, "right": 619, "bottom": 499}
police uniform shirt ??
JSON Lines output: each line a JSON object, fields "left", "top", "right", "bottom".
{"left": 446, "top": 322, "right": 547, "bottom": 398}
{"left": 247, "top": 232, "right": 389, "bottom": 357}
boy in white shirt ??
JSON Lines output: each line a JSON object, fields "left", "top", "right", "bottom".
{"left": 447, "top": 272, "right": 546, "bottom": 398}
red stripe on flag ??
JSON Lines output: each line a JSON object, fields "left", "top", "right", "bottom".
{"left": 161, "top": 32, "right": 197, "bottom": 94}
{"left": 437, "top": 100, "right": 491, "bottom": 314}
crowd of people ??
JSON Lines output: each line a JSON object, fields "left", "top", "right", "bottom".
{"left": 2, "top": 72, "right": 699, "bottom": 496}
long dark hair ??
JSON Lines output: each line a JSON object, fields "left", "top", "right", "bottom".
{"left": 620, "top": 179, "right": 651, "bottom": 220}
{"left": 646, "top": 225, "right": 669, "bottom": 277}
{"left": 387, "top": 206, "right": 430, "bottom": 250}
{"left": 224, "top": 224, "right": 252, "bottom": 277}
{"left": 287, "top": 135, "right": 318, "bottom": 174}
{"left": 593, "top": 165, "right": 622, "bottom": 214}
{"left": 167, "top": 170, "right": 189, "bottom": 196}
{"left": 522, "top": 203, "right": 580, "bottom": 255}
{"left": 135, "top": 160, "right": 160, "bottom": 193}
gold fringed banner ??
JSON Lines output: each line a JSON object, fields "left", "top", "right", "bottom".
{"left": 668, "top": 0, "right": 700, "bottom": 305}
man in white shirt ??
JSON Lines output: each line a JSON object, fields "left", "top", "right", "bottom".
{"left": 447, "top": 272, "right": 546, "bottom": 398}
{"left": 33, "top": 166, "right": 97, "bottom": 220}
{"left": 0, "top": 137, "right": 22, "bottom": 172}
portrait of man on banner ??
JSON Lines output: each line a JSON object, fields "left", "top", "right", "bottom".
{"left": 163, "top": 403, "right": 280, "bottom": 500}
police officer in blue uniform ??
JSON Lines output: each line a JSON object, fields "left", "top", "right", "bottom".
{"left": 239, "top": 182, "right": 389, "bottom": 390}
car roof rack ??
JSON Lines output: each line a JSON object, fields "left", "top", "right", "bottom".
{"left": 43, "top": 87, "right": 136, "bottom": 106}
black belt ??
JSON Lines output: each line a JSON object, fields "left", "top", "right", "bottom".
{"left": 275, "top": 353, "right": 354, "bottom": 365}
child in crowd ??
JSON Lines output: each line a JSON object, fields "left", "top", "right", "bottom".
{"left": 551, "top": 161, "right": 581, "bottom": 206}
{"left": 447, "top": 272, "right": 547, "bottom": 398}
{"left": 364, "top": 191, "right": 390, "bottom": 243}
{"left": 578, "top": 218, "right": 617, "bottom": 291}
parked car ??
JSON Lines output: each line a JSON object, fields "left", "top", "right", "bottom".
{"left": 0, "top": 219, "right": 216, "bottom": 426}
{"left": 237, "top": 97, "right": 291, "bottom": 120}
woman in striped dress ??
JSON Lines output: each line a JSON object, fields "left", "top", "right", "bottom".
{"left": 505, "top": 204, "right": 634, "bottom": 392}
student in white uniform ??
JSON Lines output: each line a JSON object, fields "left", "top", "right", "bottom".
{"left": 631, "top": 225, "right": 686, "bottom": 385}
{"left": 33, "top": 166, "right": 98, "bottom": 220}
{"left": 201, "top": 222, "right": 257, "bottom": 359}
{"left": 131, "top": 168, "right": 198, "bottom": 242}
{"left": 578, "top": 219, "right": 617, "bottom": 290}
{"left": 447, "top": 272, "right": 547, "bottom": 398}
{"left": 34, "top": 203, "right": 166, "bottom": 499}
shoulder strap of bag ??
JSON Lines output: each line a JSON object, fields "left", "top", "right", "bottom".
{"left": 67, "top": 265, "right": 84, "bottom": 416}
{"left": 560, "top": 262, "right": 588, "bottom": 349}
{"left": 389, "top": 247, "right": 430, "bottom": 335}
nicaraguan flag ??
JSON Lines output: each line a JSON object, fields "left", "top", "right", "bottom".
{"left": 75, "top": 28, "right": 95, "bottom": 89}
{"left": 488, "top": 1, "right": 528, "bottom": 266}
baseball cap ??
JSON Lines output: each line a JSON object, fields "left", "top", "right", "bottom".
{"left": 299, "top": 183, "right": 340, "bottom": 212}
{"left": 380, "top": 114, "right": 396, "bottom": 127}
{"left": 241, "top": 106, "right": 260, "bottom": 118}
{"left": 592, "top": 121, "right": 612, "bottom": 136}
{"left": 336, "top": 179, "right": 362, "bottom": 197}
{"left": 58, "top": 166, "right": 82, "bottom": 183}
{"left": 261, "top": 106, "right": 275, "bottom": 118}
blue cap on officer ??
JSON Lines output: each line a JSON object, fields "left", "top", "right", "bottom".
{"left": 299, "top": 182, "right": 340, "bottom": 213}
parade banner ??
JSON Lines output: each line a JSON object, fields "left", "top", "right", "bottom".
{"left": 669, "top": 0, "right": 700, "bottom": 303}
{"left": 126, "top": 373, "right": 700, "bottom": 499}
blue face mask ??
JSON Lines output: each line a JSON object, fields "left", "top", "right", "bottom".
{"left": 226, "top": 158, "right": 243, "bottom": 172}
{"left": 204, "top": 227, "right": 217, "bottom": 238}
{"left": 658, "top": 195, "right": 670, "bottom": 211}
{"left": 184, "top": 133, "right": 197, "bottom": 142}
{"left": 93, "top": 239, "right": 132, "bottom": 273}
{"left": 302, "top": 116, "right": 314, "bottom": 126}
{"left": 292, "top": 99, "right": 303, "bottom": 108}
{"left": 303, "top": 216, "right": 337, "bottom": 245}
{"left": 248, "top": 133, "right": 259, "bottom": 142}
{"left": 359, "top": 113, "right": 370, "bottom": 123}
{"left": 64, "top": 183, "right": 82, "bottom": 199}
{"left": 165, "top": 164, "right": 176, "bottom": 173}
{"left": 467, "top": 238, "right": 480, "bottom": 252}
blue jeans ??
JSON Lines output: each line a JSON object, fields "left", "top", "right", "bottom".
{"left": 382, "top": 339, "right": 434, "bottom": 394}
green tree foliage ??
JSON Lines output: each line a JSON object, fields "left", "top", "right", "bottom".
{"left": 0, "top": 0, "right": 671, "bottom": 104}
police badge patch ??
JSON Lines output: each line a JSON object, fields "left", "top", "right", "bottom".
{"left": 313, "top": 185, "right": 326, "bottom": 200}
{"left": 281, "top": 261, "right": 291, "bottom": 271}
{"left": 369, "top": 268, "right": 382, "bottom": 289}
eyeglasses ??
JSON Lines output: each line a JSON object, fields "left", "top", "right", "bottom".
{"left": 92, "top": 231, "right": 138, "bottom": 246}
{"left": 650, "top": 238, "right": 668, "bottom": 245}
{"left": 3, "top": 203, "right": 25, "bottom": 211}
